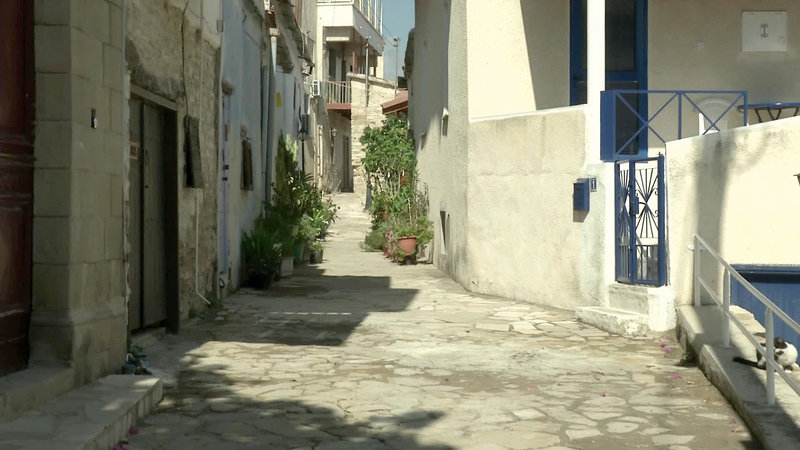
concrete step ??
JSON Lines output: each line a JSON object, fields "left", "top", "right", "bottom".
{"left": 677, "top": 305, "right": 800, "bottom": 450}
{"left": 0, "top": 375, "right": 163, "bottom": 450}
{"left": 575, "top": 306, "right": 649, "bottom": 337}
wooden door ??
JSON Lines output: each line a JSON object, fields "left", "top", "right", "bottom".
{"left": 128, "top": 99, "right": 143, "bottom": 331}
{"left": 142, "top": 104, "right": 168, "bottom": 327}
{"left": 0, "top": 0, "right": 34, "bottom": 375}
{"left": 128, "top": 99, "right": 176, "bottom": 331}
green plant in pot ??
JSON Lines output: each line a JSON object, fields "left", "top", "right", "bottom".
{"left": 309, "top": 240, "right": 324, "bottom": 264}
{"left": 241, "top": 215, "right": 282, "bottom": 289}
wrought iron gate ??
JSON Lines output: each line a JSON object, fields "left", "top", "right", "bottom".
{"left": 615, "top": 155, "right": 666, "bottom": 286}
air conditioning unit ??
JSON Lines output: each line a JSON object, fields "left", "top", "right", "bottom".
{"left": 310, "top": 80, "right": 322, "bottom": 98}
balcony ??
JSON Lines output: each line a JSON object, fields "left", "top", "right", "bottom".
{"left": 325, "top": 80, "right": 351, "bottom": 118}
{"left": 318, "top": 0, "right": 384, "bottom": 54}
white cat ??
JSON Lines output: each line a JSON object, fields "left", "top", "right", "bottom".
{"left": 733, "top": 337, "right": 798, "bottom": 371}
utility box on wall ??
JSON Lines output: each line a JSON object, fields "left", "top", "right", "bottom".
{"left": 573, "top": 178, "right": 590, "bottom": 211}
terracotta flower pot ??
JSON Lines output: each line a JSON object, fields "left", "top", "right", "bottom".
{"left": 396, "top": 236, "right": 417, "bottom": 256}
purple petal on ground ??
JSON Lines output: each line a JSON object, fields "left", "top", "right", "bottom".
{"left": 129, "top": 426, "right": 139, "bottom": 435}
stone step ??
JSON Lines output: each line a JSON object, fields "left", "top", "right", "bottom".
{"left": 0, "top": 365, "right": 75, "bottom": 422}
{"left": 0, "top": 375, "right": 163, "bottom": 449}
{"left": 575, "top": 306, "right": 649, "bottom": 337}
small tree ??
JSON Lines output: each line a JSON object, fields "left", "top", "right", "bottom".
{"left": 360, "top": 114, "right": 432, "bottom": 255}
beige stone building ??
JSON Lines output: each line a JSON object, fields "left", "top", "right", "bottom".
{"left": 0, "top": 0, "right": 281, "bottom": 427}
{"left": 0, "top": 0, "right": 129, "bottom": 418}
{"left": 409, "top": 0, "right": 800, "bottom": 335}
{"left": 315, "top": 0, "right": 395, "bottom": 202}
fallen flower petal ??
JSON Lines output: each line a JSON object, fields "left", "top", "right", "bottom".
{"left": 129, "top": 426, "right": 139, "bottom": 435}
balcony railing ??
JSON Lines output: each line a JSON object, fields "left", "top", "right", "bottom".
{"left": 326, "top": 80, "right": 351, "bottom": 104}
{"left": 600, "top": 90, "right": 748, "bottom": 161}
{"left": 318, "top": 0, "right": 382, "bottom": 33}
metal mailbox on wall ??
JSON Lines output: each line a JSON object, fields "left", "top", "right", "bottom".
{"left": 573, "top": 178, "right": 590, "bottom": 211}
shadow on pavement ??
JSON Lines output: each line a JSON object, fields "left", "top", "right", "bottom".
{"left": 128, "top": 361, "right": 452, "bottom": 449}
{"left": 195, "top": 265, "right": 420, "bottom": 347}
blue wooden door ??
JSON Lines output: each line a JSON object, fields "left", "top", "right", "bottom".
{"left": 731, "top": 266, "right": 800, "bottom": 347}
{"left": 571, "top": 0, "right": 648, "bottom": 157}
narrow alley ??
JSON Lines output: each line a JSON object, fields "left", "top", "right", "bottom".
{"left": 125, "top": 194, "right": 755, "bottom": 450}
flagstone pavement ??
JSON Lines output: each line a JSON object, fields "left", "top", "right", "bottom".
{"left": 125, "top": 194, "right": 758, "bottom": 450}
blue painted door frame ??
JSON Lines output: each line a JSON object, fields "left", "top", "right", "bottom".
{"left": 571, "top": 0, "right": 648, "bottom": 156}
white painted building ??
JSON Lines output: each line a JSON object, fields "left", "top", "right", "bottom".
{"left": 408, "top": 0, "right": 800, "bottom": 334}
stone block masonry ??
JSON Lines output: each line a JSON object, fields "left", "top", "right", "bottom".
{"left": 348, "top": 74, "right": 398, "bottom": 206}
{"left": 30, "top": 0, "right": 128, "bottom": 390}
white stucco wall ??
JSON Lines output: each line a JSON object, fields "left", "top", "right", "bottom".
{"left": 466, "top": 0, "right": 569, "bottom": 119}
{"left": 667, "top": 117, "right": 800, "bottom": 306}
{"left": 413, "top": 0, "right": 472, "bottom": 285}
{"left": 644, "top": 0, "right": 800, "bottom": 148}
{"left": 467, "top": 106, "right": 607, "bottom": 310}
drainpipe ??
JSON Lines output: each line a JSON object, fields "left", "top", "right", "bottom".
{"left": 120, "top": 0, "right": 129, "bottom": 322}
{"left": 195, "top": 193, "right": 211, "bottom": 305}
{"left": 364, "top": 39, "right": 369, "bottom": 106}
{"left": 261, "top": 64, "right": 268, "bottom": 210}
{"left": 267, "top": 28, "right": 279, "bottom": 206}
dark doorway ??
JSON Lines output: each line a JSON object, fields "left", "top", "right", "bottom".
{"left": 341, "top": 139, "right": 353, "bottom": 192}
{"left": 0, "top": 0, "right": 34, "bottom": 376}
{"left": 571, "top": 0, "right": 648, "bottom": 157}
{"left": 128, "top": 96, "right": 179, "bottom": 333}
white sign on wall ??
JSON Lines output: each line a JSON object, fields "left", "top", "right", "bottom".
{"left": 742, "top": 11, "right": 788, "bottom": 52}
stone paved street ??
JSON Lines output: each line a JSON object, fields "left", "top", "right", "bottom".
{"left": 126, "top": 194, "right": 757, "bottom": 449}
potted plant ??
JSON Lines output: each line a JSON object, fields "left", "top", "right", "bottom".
{"left": 309, "top": 240, "right": 324, "bottom": 264}
{"left": 241, "top": 215, "right": 282, "bottom": 289}
{"left": 262, "top": 204, "right": 295, "bottom": 278}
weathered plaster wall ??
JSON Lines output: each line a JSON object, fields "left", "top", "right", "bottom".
{"left": 467, "top": 107, "right": 605, "bottom": 310}
{"left": 30, "top": 0, "right": 127, "bottom": 385}
{"left": 667, "top": 117, "right": 800, "bottom": 306}
{"left": 126, "top": 0, "right": 220, "bottom": 320}
{"left": 412, "top": 0, "right": 471, "bottom": 285}
{"left": 466, "top": 0, "right": 569, "bottom": 119}
{"left": 220, "top": 0, "right": 266, "bottom": 291}
{"left": 349, "top": 74, "right": 397, "bottom": 206}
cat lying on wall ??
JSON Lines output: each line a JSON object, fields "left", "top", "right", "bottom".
{"left": 733, "top": 337, "right": 799, "bottom": 372}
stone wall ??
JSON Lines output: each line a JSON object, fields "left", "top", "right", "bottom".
{"left": 126, "top": 0, "right": 220, "bottom": 320}
{"left": 31, "top": 0, "right": 127, "bottom": 385}
{"left": 348, "top": 74, "right": 397, "bottom": 206}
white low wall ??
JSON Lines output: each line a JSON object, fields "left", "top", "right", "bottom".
{"left": 667, "top": 116, "right": 800, "bottom": 305}
{"left": 466, "top": 106, "right": 608, "bottom": 310}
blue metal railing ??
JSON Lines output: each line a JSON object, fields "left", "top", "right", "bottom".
{"left": 615, "top": 155, "right": 665, "bottom": 286}
{"left": 601, "top": 90, "right": 748, "bottom": 161}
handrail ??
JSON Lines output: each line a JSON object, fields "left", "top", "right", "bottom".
{"left": 693, "top": 233, "right": 800, "bottom": 405}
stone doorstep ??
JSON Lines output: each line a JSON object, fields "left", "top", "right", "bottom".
{"left": 0, "top": 375, "right": 163, "bottom": 450}
{"left": 130, "top": 327, "right": 166, "bottom": 351}
{"left": 0, "top": 364, "right": 75, "bottom": 423}
{"left": 677, "top": 305, "right": 800, "bottom": 450}
{"left": 574, "top": 306, "right": 649, "bottom": 337}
